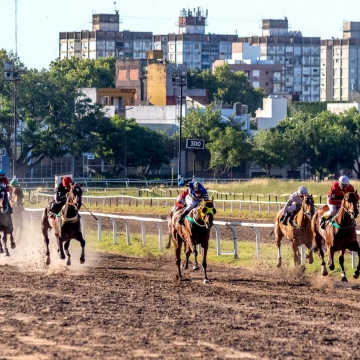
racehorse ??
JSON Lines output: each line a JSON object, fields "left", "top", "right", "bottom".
{"left": 10, "top": 186, "right": 24, "bottom": 240}
{"left": 274, "top": 193, "right": 315, "bottom": 267}
{"left": 311, "top": 191, "right": 359, "bottom": 282}
{"left": 0, "top": 187, "right": 15, "bottom": 256}
{"left": 41, "top": 183, "right": 85, "bottom": 266}
{"left": 170, "top": 199, "right": 216, "bottom": 283}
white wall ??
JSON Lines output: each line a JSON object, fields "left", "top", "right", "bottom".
{"left": 327, "top": 103, "right": 360, "bottom": 114}
{"left": 256, "top": 97, "right": 288, "bottom": 129}
{"left": 232, "top": 43, "right": 260, "bottom": 62}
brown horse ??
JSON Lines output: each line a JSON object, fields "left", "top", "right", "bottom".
{"left": 274, "top": 193, "right": 315, "bottom": 267}
{"left": 311, "top": 192, "right": 359, "bottom": 282}
{"left": 41, "top": 183, "right": 85, "bottom": 266}
{"left": 170, "top": 199, "right": 216, "bottom": 283}
{"left": 0, "top": 187, "right": 15, "bottom": 256}
{"left": 10, "top": 186, "right": 24, "bottom": 240}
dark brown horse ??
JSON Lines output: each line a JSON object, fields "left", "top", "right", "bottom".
{"left": 170, "top": 199, "right": 216, "bottom": 283}
{"left": 0, "top": 187, "right": 15, "bottom": 256}
{"left": 41, "top": 183, "right": 85, "bottom": 266}
{"left": 275, "top": 193, "right": 315, "bottom": 267}
{"left": 311, "top": 191, "right": 359, "bottom": 282}
{"left": 10, "top": 186, "right": 24, "bottom": 240}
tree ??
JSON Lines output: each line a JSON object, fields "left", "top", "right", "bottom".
{"left": 187, "top": 64, "right": 266, "bottom": 114}
{"left": 49, "top": 57, "right": 116, "bottom": 88}
{"left": 207, "top": 125, "right": 251, "bottom": 174}
{"left": 94, "top": 115, "right": 171, "bottom": 176}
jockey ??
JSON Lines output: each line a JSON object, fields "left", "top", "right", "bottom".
{"left": 280, "top": 186, "right": 309, "bottom": 225}
{"left": 169, "top": 180, "right": 189, "bottom": 218}
{"left": 320, "top": 175, "right": 359, "bottom": 229}
{"left": 0, "top": 170, "right": 13, "bottom": 213}
{"left": 49, "top": 176, "right": 73, "bottom": 217}
{"left": 178, "top": 179, "right": 209, "bottom": 225}
{"left": 10, "top": 178, "right": 24, "bottom": 202}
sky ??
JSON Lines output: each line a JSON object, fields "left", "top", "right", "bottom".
{"left": 0, "top": 0, "right": 358, "bottom": 70}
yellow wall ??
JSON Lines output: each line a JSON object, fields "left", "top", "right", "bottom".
{"left": 147, "top": 64, "right": 166, "bottom": 105}
{"left": 96, "top": 88, "right": 135, "bottom": 107}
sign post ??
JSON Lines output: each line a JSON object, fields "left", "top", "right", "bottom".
{"left": 186, "top": 139, "right": 205, "bottom": 178}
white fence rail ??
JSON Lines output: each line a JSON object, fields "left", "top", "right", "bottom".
{"left": 23, "top": 208, "right": 360, "bottom": 269}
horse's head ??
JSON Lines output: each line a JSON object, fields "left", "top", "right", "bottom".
{"left": 301, "top": 193, "right": 315, "bottom": 219}
{"left": 341, "top": 191, "right": 359, "bottom": 220}
{"left": 200, "top": 198, "right": 216, "bottom": 229}
{"left": 68, "top": 183, "right": 83, "bottom": 211}
{"left": 0, "top": 187, "right": 9, "bottom": 214}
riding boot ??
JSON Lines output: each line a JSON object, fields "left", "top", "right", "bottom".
{"left": 281, "top": 213, "right": 290, "bottom": 225}
{"left": 320, "top": 216, "right": 326, "bottom": 229}
{"left": 288, "top": 213, "right": 295, "bottom": 226}
{"left": 178, "top": 209, "right": 190, "bottom": 225}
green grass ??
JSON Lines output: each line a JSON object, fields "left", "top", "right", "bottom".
{"left": 84, "top": 229, "right": 357, "bottom": 279}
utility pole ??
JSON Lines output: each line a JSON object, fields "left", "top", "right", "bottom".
{"left": 172, "top": 73, "right": 187, "bottom": 180}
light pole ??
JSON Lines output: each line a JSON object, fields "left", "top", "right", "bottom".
{"left": 3, "top": 62, "right": 20, "bottom": 178}
{"left": 124, "top": 106, "right": 133, "bottom": 178}
{"left": 172, "top": 73, "right": 186, "bottom": 180}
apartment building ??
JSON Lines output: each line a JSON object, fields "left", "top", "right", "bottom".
{"left": 115, "top": 50, "right": 187, "bottom": 105}
{"left": 153, "top": 8, "right": 237, "bottom": 70}
{"left": 321, "top": 22, "right": 360, "bottom": 101}
{"left": 237, "top": 19, "right": 321, "bottom": 101}
{"left": 59, "top": 11, "right": 152, "bottom": 61}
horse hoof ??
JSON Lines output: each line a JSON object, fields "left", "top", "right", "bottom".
{"left": 5, "top": 250, "right": 10, "bottom": 257}
{"left": 80, "top": 258, "right": 85, "bottom": 264}
{"left": 329, "top": 265, "right": 335, "bottom": 271}
{"left": 45, "top": 256, "right": 51, "bottom": 266}
{"left": 203, "top": 279, "right": 210, "bottom": 284}
{"left": 276, "top": 261, "right": 281, "bottom": 268}
{"left": 66, "top": 258, "right": 71, "bottom": 266}
{"left": 341, "top": 276, "right": 348, "bottom": 282}
{"left": 354, "top": 272, "right": 360, "bottom": 279}
{"left": 11, "top": 242, "right": 16, "bottom": 249}
{"left": 322, "top": 269, "right": 328, "bottom": 276}
{"left": 193, "top": 265, "right": 200, "bottom": 271}
{"left": 0, "top": 248, "right": 4, "bottom": 254}
{"left": 165, "top": 244, "right": 171, "bottom": 249}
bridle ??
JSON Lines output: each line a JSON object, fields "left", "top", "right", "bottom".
{"left": 301, "top": 194, "right": 315, "bottom": 220}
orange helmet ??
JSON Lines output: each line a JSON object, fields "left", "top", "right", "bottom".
{"left": 62, "top": 176, "right": 73, "bottom": 187}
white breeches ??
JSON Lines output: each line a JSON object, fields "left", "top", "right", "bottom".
{"left": 324, "top": 203, "right": 339, "bottom": 218}
{"left": 283, "top": 203, "right": 298, "bottom": 215}
{"left": 184, "top": 195, "right": 201, "bottom": 212}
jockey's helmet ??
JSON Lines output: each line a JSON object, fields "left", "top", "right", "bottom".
{"left": 0, "top": 170, "right": 6, "bottom": 177}
{"left": 10, "top": 179, "right": 18, "bottom": 187}
{"left": 297, "top": 186, "right": 308, "bottom": 196}
{"left": 339, "top": 175, "right": 350, "bottom": 189}
{"left": 193, "top": 182, "right": 200, "bottom": 191}
{"left": 62, "top": 176, "right": 73, "bottom": 187}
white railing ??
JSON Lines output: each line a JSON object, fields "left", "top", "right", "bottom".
{"left": 24, "top": 207, "right": 360, "bottom": 269}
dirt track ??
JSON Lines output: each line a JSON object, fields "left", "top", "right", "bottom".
{"left": 1, "top": 213, "right": 360, "bottom": 359}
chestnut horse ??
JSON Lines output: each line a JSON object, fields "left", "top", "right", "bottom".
{"left": 170, "top": 199, "right": 216, "bottom": 283}
{"left": 0, "top": 187, "right": 15, "bottom": 256}
{"left": 274, "top": 194, "right": 315, "bottom": 267}
{"left": 10, "top": 187, "right": 24, "bottom": 240}
{"left": 41, "top": 183, "right": 85, "bottom": 266}
{"left": 311, "top": 191, "right": 359, "bottom": 282}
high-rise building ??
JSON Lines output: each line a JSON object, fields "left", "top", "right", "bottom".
{"left": 59, "top": 11, "right": 152, "bottom": 61}
{"left": 153, "top": 7, "right": 237, "bottom": 70}
{"left": 237, "top": 19, "right": 321, "bottom": 101}
{"left": 321, "top": 22, "right": 360, "bottom": 101}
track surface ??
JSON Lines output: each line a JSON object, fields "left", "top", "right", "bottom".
{"left": 1, "top": 212, "right": 360, "bottom": 359}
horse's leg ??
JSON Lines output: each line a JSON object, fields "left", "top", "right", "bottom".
{"left": 202, "top": 243, "right": 209, "bottom": 284}
{"left": 347, "top": 241, "right": 360, "bottom": 279}
{"left": 165, "top": 217, "right": 172, "bottom": 249}
{"left": 64, "top": 240, "right": 71, "bottom": 266}
{"left": 173, "top": 234, "right": 182, "bottom": 279}
{"left": 42, "top": 220, "right": 51, "bottom": 265}
{"left": 275, "top": 230, "right": 284, "bottom": 267}
{"left": 183, "top": 242, "right": 190, "bottom": 269}
{"left": 339, "top": 249, "right": 348, "bottom": 282}
{"left": 76, "top": 232, "right": 86, "bottom": 264}
{"left": 313, "top": 233, "right": 328, "bottom": 276}
{"left": 192, "top": 245, "right": 199, "bottom": 271}
{"left": 292, "top": 242, "right": 301, "bottom": 266}
{"left": 0, "top": 234, "right": 3, "bottom": 254}
{"left": 10, "top": 231, "right": 15, "bottom": 249}
{"left": 56, "top": 236, "right": 66, "bottom": 260}
{"left": 3, "top": 232, "right": 10, "bottom": 257}
{"left": 327, "top": 245, "right": 335, "bottom": 271}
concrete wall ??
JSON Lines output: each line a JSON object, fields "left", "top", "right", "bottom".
{"left": 256, "top": 97, "right": 288, "bottom": 129}
{"left": 327, "top": 103, "right": 360, "bottom": 114}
